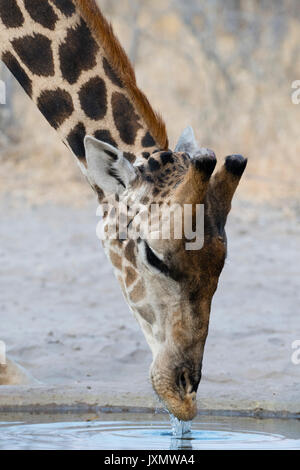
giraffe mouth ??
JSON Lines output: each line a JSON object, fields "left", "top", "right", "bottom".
{"left": 166, "top": 394, "right": 197, "bottom": 422}
{"left": 150, "top": 369, "right": 198, "bottom": 421}
{"left": 154, "top": 386, "right": 198, "bottom": 422}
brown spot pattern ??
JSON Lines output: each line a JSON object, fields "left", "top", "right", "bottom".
{"left": 112, "top": 92, "right": 142, "bottom": 145}
{"left": 142, "top": 132, "right": 156, "bottom": 148}
{"left": 79, "top": 76, "right": 107, "bottom": 120}
{"left": 130, "top": 281, "right": 146, "bottom": 303}
{"left": 24, "top": 0, "right": 58, "bottom": 30}
{"left": 94, "top": 130, "right": 117, "bottom": 148}
{"left": 124, "top": 152, "right": 135, "bottom": 164}
{"left": 67, "top": 122, "right": 86, "bottom": 159}
{"left": 12, "top": 34, "right": 54, "bottom": 76}
{"left": 50, "top": 0, "right": 75, "bottom": 17}
{"left": 2, "top": 52, "right": 32, "bottom": 97}
{"left": 124, "top": 240, "right": 137, "bottom": 268}
{"left": 0, "top": 0, "right": 24, "bottom": 28}
{"left": 94, "top": 185, "right": 105, "bottom": 202}
{"left": 37, "top": 88, "right": 74, "bottom": 130}
{"left": 59, "top": 19, "right": 98, "bottom": 84}
{"left": 148, "top": 157, "right": 161, "bottom": 172}
{"left": 103, "top": 57, "right": 123, "bottom": 88}
{"left": 125, "top": 267, "right": 137, "bottom": 287}
{"left": 110, "top": 251, "right": 122, "bottom": 270}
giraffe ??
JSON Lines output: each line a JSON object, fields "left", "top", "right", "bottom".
{"left": 0, "top": 0, "right": 247, "bottom": 421}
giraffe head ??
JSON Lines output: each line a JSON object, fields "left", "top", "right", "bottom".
{"left": 84, "top": 127, "right": 247, "bottom": 421}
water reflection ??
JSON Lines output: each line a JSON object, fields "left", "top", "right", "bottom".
{"left": 168, "top": 414, "right": 193, "bottom": 449}
{"left": 170, "top": 435, "right": 193, "bottom": 450}
{"left": 0, "top": 415, "right": 299, "bottom": 450}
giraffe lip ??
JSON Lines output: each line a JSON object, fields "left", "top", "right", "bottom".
{"left": 151, "top": 378, "right": 198, "bottom": 421}
{"left": 162, "top": 393, "right": 197, "bottom": 421}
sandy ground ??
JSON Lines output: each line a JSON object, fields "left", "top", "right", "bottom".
{"left": 0, "top": 196, "right": 299, "bottom": 415}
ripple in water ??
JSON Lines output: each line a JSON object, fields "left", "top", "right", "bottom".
{"left": 0, "top": 418, "right": 299, "bottom": 450}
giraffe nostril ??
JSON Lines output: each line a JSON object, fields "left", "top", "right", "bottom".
{"left": 178, "top": 369, "right": 201, "bottom": 395}
{"left": 180, "top": 372, "right": 187, "bottom": 390}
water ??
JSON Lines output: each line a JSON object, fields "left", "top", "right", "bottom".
{"left": 0, "top": 413, "right": 299, "bottom": 450}
{"left": 169, "top": 414, "right": 192, "bottom": 437}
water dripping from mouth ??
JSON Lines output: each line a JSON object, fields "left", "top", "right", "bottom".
{"left": 169, "top": 414, "right": 192, "bottom": 437}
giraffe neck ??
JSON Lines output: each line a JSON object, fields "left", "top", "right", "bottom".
{"left": 0, "top": 0, "right": 168, "bottom": 165}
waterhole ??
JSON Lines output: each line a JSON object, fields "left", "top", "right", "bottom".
{"left": 0, "top": 413, "right": 299, "bottom": 450}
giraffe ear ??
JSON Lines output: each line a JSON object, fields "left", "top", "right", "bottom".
{"left": 175, "top": 126, "right": 199, "bottom": 155}
{"left": 84, "top": 136, "right": 137, "bottom": 195}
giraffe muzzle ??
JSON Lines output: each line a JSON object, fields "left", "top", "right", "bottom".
{"left": 150, "top": 359, "right": 202, "bottom": 421}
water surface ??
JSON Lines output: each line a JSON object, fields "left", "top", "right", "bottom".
{"left": 0, "top": 413, "right": 299, "bottom": 450}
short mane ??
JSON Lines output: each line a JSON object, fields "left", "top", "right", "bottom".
{"left": 76, "top": 0, "right": 169, "bottom": 150}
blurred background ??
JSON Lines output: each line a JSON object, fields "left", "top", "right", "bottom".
{"left": 0, "top": 0, "right": 299, "bottom": 406}
{"left": 0, "top": 0, "right": 299, "bottom": 206}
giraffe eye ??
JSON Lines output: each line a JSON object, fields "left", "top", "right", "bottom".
{"left": 142, "top": 242, "right": 182, "bottom": 282}
{"left": 144, "top": 242, "right": 170, "bottom": 276}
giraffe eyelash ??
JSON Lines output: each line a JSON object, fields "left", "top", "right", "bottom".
{"left": 144, "top": 242, "right": 170, "bottom": 276}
